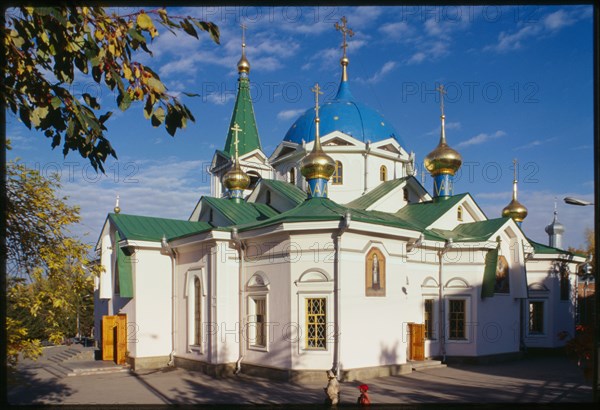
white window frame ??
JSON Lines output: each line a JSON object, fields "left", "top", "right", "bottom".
{"left": 423, "top": 296, "right": 437, "bottom": 340}
{"left": 247, "top": 293, "right": 269, "bottom": 351}
{"left": 445, "top": 296, "right": 471, "bottom": 343}
{"left": 186, "top": 269, "right": 206, "bottom": 354}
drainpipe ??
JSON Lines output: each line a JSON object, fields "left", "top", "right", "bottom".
{"left": 162, "top": 236, "right": 177, "bottom": 367}
{"left": 232, "top": 228, "right": 246, "bottom": 375}
{"left": 332, "top": 211, "right": 351, "bottom": 376}
{"left": 438, "top": 239, "right": 453, "bottom": 363}
{"left": 363, "top": 141, "right": 371, "bottom": 194}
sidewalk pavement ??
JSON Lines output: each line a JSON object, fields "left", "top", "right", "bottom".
{"left": 7, "top": 353, "right": 593, "bottom": 406}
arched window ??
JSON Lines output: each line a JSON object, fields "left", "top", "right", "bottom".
{"left": 194, "top": 277, "right": 201, "bottom": 345}
{"left": 380, "top": 165, "right": 387, "bottom": 182}
{"left": 289, "top": 167, "right": 296, "bottom": 184}
{"left": 265, "top": 190, "right": 271, "bottom": 206}
{"left": 457, "top": 205, "right": 463, "bottom": 221}
{"left": 403, "top": 188, "right": 409, "bottom": 202}
{"left": 332, "top": 161, "right": 343, "bottom": 185}
{"left": 247, "top": 171, "right": 261, "bottom": 190}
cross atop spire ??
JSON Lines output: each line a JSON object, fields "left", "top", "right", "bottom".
{"left": 335, "top": 16, "right": 354, "bottom": 82}
{"left": 512, "top": 158, "right": 518, "bottom": 182}
{"left": 335, "top": 16, "right": 354, "bottom": 58}
{"left": 436, "top": 84, "right": 447, "bottom": 118}
{"left": 231, "top": 122, "right": 242, "bottom": 160}
{"left": 312, "top": 83, "right": 324, "bottom": 140}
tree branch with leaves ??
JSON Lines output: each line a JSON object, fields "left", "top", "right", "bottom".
{"left": 3, "top": 6, "right": 219, "bottom": 171}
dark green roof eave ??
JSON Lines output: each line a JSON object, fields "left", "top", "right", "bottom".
{"left": 528, "top": 239, "right": 576, "bottom": 256}
{"left": 108, "top": 213, "right": 213, "bottom": 242}
{"left": 345, "top": 177, "right": 409, "bottom": 210}
{"left": 237, "top": 197, "right": 421, "bottom": 233}
{"left": 201, "top": 196, "right": 279, "bottom": 227}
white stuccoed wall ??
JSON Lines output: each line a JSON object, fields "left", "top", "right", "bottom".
{"left": 130, "top": 247, "right": 172, "bottom": 359}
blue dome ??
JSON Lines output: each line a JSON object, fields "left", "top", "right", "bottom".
{"left": 283, "top": 81, "right": 405, "bottom": 147}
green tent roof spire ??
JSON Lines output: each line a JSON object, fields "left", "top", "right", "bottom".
{"left": 223, "top": 27, "right": 262, "bottom": 157}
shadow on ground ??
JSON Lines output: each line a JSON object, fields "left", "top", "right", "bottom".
{"left": 7, "top": 367, "right": 74, "bottom": 405}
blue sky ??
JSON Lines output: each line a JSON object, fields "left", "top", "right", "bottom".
{"left": 6, "top": 5, "right": 594, "bottom": 250}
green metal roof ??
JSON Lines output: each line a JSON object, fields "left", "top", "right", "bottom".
{"left": 223, "top": 76, "right": 262, "bottom": 156}
{"left": 345, "top": 177, "right": 409, "bottom": 210}
{"left": 428, "top": 217, "right": 510, "bottom": 242}
{"left": 529, "top": 239, "right": 574, "bottom": 255}
{"left": 237, "top": 197, "right": 420, "bottom": 233}
{"left": 394, "top": 193, "right": 468, "bottom": 230}
{"left": 202, "top": 196, "right": 278, "bottom": 226}
{"left": 260, "top": 179, "right": 307, "bottom": 205}
{"left": 108, "top": 213, "right": 212, "bottom": 242}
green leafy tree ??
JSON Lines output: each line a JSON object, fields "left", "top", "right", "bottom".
{"left": 3, "top": 6, "right": 220, "bottom": 171}
{"left": 6, "top": 153, "right": 102, "bottom": 372}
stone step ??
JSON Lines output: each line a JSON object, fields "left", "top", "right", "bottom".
{"left": 409, "top": 360, "right": 447, "bottom": 371}
{"left": 63, "top": 362, "right": 131, "bottom": 377}
{"left": 43, "top": 363, "right": 72, "bottom": 378}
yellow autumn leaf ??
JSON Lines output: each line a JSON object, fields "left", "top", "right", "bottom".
{"left": 123, "top": 64, "right": 132, "bottom": 80}
{"left": 137, "top": 12, "right": 154, "bottom": 30}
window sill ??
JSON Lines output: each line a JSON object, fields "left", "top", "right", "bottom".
{"left": 248, "top": 345, "right": 268, "bottom": 352}
{"left": 188, "top": 345, "right": 203, "bottom": 354}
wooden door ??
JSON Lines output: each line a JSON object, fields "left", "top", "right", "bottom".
{"left": 409, "top": 323, "right": 425, "bottom": 361}
{"left": 102, "top": 315, "right": 116, "bottom": 361}
{"left": 115, "top": 314, "right": 127, "bottom": 365}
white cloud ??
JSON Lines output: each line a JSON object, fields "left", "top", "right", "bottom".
{"left": 357, "top": 61, "right": 397, "bottom": 84}
{"left": 277, "top": 109, "right": 305, "bottom": 121}
{"left": 485, "top": 7, "right": 590, "bottom": 53}
{"left": 424, "top": 121, "right": 461, "bottom": 136}
{"left": 205, "top": 92, "right": 236, "bottom": 106}
{"left": 456, "top": 130, "right": 506, "bottom": 148}
{"left": 543, "top": 9, "right": 575, "bottom": 31}
{"left": 379, "top": 21, "right": 413, "bottom": 40}
{"left": 57, "top": 158, "right": 212, "bottom": 244}
{"left": 514, "top": 137, "right": 558, "bottom": 150}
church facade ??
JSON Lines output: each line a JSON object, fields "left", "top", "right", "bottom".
{"left": 94, "top": 20, "right": 585, "bottom": 381}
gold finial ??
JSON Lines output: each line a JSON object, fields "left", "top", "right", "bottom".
{"left": 424, "top": 83, "right": 462, "bottom": 177}
{"left": 335, "top": 16, "right": 354, "bottom": 82}
{"left": 512, "top": 158, "right": 518, "bottom": 199}
{"left": 300, "top": 83, "right": 336, "bottom": 181}
{"left": 237, "top": 23, "right": 250, "bottom": 74}
{"left": 502, "top": 158, "right": 528, "bottom": 223}
{"left": 114, "top": 195, "right": 121, "bottom": 214}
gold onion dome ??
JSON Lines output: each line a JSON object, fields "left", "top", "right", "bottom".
{"left": 300, "top": 139, "right": 336, "bottom": 180}
{"left": 502, "top": 159, "right": 528, "bottom": 223}
{"left": 502, "top": 199, "right": 528, "bottom": 223}
{"left": 237, "top": 53, "right": 250, "bottom": 74}
{"left": 237, "top": 24, "right": 250, "bottom": 74}
{"left": 424, "top": 116, "right": 462, "bottom": 176}
{"left": 223, "top": 161, "right": 250, "bottom": 191}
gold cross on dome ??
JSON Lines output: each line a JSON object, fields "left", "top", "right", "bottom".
{"left": 311, "top": 83, "right": 323, "bottom": 118}
{"left": 335, "top": 16, "right": 354, "bottom": 57}
{"left": 512, "top": 158, "right": 518, "bottom": 181}
{"left": 231, "top": 122, "right": 243, "bottom": 159}
{"left": 436, "top": 84, "right": 447, "bottom": 117}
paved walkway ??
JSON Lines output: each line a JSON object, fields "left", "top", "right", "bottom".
{"left": 7, "top": 350, "right": 593, "bottom": 406}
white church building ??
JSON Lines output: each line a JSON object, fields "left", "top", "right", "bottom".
{"left": 94, "top": 19, "right": 585, "bottom": 381}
